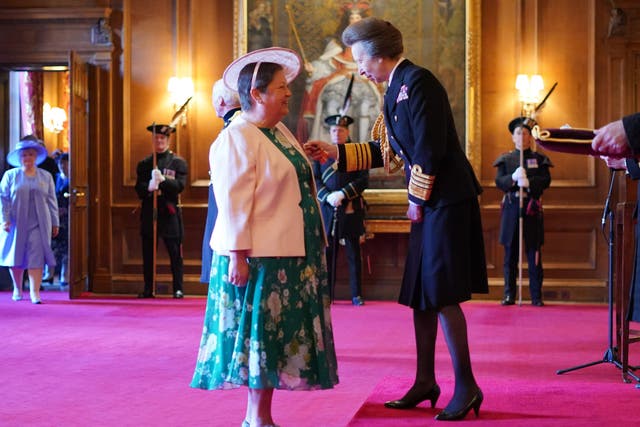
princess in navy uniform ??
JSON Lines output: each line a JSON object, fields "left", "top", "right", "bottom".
{"left": 306, "top": 17, "right": 488, "bottom": 421}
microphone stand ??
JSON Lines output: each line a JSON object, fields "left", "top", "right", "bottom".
{"left": 556, "top": 169, "right": 640, "bottom": 382}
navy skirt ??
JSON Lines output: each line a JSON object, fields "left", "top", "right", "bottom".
{"left": 398, "top": 197, "right": 489, "bottom": 310}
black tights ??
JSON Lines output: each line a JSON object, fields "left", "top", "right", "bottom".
{"left": 409, "top": 304, "right": 479, "bottom": 411}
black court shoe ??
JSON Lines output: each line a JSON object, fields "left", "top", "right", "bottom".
{"left": 384, "top": 383, "right": 441, "bottom": 409}
{"left": 500, "top": 297, "right": 515, "bottom": 306}
{"left": 435, "top": 389, "right": 483, "bottom": 421}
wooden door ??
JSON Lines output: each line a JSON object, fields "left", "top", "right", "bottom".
{"left": 68, "top": 51, "right": 89, "bottom": 298}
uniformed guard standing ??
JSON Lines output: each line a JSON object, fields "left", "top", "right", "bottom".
{"left": 135, "top": 124, "right": 188, "bottom": 298}
{"left": 313, "top": 113, "right": 368, "bottom": 306}
{"left": 494, "top": 117, "right": 552, "bottom": 307}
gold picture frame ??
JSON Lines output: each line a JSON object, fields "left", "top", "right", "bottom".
{"left": 234, "top": 0, "right": 481, "bottom": 217}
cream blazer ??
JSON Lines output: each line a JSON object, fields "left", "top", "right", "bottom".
{"left": 210, "top": 115, "right": 325, "bottom": 257}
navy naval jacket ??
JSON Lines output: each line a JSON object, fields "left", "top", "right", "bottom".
{"left": 313, "top": 157, "right": 368, "bottom": 239}
{"left": 336, "top": 59, "right": 489, "bottom": 305}
{"left": 337, "top": 59, "right": 481, "bottom": 209}
{"left": 135, "top": 150, "right": 188, "bottom": 239}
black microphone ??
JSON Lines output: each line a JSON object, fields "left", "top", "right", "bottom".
{"left": 601, "top": 168, "right": 616, "bottom": 227}
{"left": 601, "top": 198, "right": 609, "bottom": 226}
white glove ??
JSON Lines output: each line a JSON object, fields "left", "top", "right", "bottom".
{"left": 511, "top": 167, "right": 526, "bottom": 182}
{"left": 151, "top": 168, "right": 165, "bottom": 183}
{"left": 326, "top": 191, "right": 345, "bottom": 207}
{"left": 517, "top": 177, "right": 530, "bottom": 188}
{"left": 147, "top": 178, "right": 158, "bottom": 192}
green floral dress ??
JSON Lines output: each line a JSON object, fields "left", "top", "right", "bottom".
{"left": 191, "top": 128, "right": 339, "bottom": 391}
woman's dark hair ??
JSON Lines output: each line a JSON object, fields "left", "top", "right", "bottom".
{"left": 342, "top": 17, "right": 403, "bottom": 59}
{"left": 237, "top": 62, "right": 283, "bottom": 111}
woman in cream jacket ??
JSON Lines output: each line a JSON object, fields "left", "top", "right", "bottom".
{"left": 191, "top": 48, "right": 338, "bottom": 427}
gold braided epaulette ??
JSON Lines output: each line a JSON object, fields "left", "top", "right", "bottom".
{"left": 371, "top": 112, "right": 403, "bottom": 174}
{"left": 408, "top": 164, "right": 435, "bottom": 201}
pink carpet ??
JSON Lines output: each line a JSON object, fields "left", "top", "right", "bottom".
{"left": 348, "top": 303, "right": 640, "bottom": 427}
{"left": 0, "top": 291, "right": 638, "bottom": 426}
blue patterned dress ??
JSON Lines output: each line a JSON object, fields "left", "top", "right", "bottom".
{"left": 191, "top": 128, "right": 339, "bottom": 391}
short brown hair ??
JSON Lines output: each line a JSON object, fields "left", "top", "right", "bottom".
{"left": 341, "top": 17, "right": 403, "bottom": 59}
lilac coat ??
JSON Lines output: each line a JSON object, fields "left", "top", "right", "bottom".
{"left": 0, "top": 168, "right": 59, "bottom": 267}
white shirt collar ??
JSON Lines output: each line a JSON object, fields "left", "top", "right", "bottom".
{"left": 388, "top": 57, "right": 406, "bottom": 85}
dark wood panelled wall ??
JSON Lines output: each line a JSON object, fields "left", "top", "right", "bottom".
{"left": 0, "top": 0, "right": 639, "bottom": 302}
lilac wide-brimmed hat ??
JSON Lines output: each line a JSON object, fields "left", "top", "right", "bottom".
{"left": 222, "top": 47, "right": 301, "bottom": 92}
{"left": 6, "top": 135, "right": 48, "bottom": 167}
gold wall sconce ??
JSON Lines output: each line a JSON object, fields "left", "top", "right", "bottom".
{"left": 167, "top": 76, "right": 194, "bottom": 126}
{"left": 515, "top": 74, "right": 544, "bottom": 118}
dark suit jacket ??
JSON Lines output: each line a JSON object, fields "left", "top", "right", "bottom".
{"left": 623, "top": 113, "right": 640, "bottom": 153}
{"left": 625, "top": 151, "right": 640, "bottom": 322}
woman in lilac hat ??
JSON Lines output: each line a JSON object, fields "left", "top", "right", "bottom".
{"left": 0, "top": 135, "right": 59, "bottom": 304}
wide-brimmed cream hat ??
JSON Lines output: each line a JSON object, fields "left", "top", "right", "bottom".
{"left": 223, "top": 47, "right": 301, "bottom": 92}
{"left": 6, "top": 135, "right": 48, "bottom": 167}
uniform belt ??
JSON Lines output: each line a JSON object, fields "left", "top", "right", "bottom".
{"left": 510, "top": 191, "right": 530, "bottom": 198}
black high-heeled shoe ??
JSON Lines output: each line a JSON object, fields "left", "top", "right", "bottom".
{"left": 384, "top": 383, "right": 441, "bottom": 409}
{"left": 434, "top": 389, "right": 483, "bottom": 421}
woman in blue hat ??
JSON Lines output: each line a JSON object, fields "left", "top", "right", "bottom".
{"left": 0, "top": 135, "right": 59, "bottom": 304}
